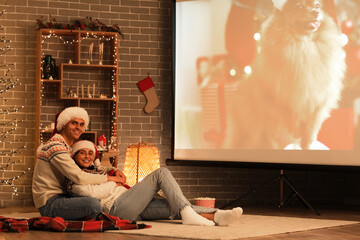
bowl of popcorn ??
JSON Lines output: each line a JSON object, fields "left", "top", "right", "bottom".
{"left": 193, "top": 197, "right": 216, "bottom": 208}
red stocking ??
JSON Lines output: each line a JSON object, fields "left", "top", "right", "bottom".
{"left": 137, "top": 75, "right": 160, "bottom": 113}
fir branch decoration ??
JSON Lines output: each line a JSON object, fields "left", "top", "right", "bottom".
{"left": 36, "top": 16, "right": 124, "bottom": 38}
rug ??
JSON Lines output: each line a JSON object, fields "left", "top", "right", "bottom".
{"left": 106, "top": 214, "right": 359, "bottom": 240}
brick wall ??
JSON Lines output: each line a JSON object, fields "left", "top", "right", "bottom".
{"left": 0, "top": 0, "right": 354, "bottom": 209}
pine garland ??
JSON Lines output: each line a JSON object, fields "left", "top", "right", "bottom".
{"left": 36, "top": 15, "right": 124, "bottom": 38}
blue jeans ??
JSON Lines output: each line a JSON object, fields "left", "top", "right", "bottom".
{"left": 38, "top": 194, "right": 102, "bottom": 220}
{"left": 109, "top": 167, "right": 217, "bottom": 221}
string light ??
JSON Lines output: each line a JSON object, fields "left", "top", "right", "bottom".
{"left": 0, "top": 62, "right": 14, "bottom": 68}
{"left": 0, "top": 77, "right": 21, "bottom": 93}
{"left": 0, "top": 4, "right": 29, "bottom": 198}
{"left": 0, "top": 35, "right": 11, "bottom": 42}
{"left": 42, "top": 31, "right": 115, "bottom": 45}
{"left": 0, "top": 168, "right": 31, "bottom": 196}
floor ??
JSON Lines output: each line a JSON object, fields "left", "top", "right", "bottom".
{"left": 1, "top": 205, "right": 360, "bottom": 239}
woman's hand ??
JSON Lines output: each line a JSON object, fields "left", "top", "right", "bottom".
{"left": 107, "top": 175, "right": 126, "bottom": 185}
{"left": 114, "top": 170, "right": 127, "bottom": 183}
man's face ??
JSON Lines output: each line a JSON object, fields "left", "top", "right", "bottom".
{"left": 62, "top": 118, "right": 85, "bottom": 141}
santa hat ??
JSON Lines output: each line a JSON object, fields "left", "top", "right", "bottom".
{"left": 50, "top": 106, "right": 89, "bottom": 137}
{"left": 71, "top": 140, "right": 99, "bottom": 160}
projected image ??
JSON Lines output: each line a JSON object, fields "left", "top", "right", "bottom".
{"left": 175, "top": 0, "right": 360, "bottom": 157}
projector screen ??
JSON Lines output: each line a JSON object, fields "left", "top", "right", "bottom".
{"left": 173, "top": 0, "right": 360, "bottom": 166}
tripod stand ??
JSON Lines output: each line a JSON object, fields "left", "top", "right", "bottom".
{"left": 221, "top": 170, "right": 320, "bottom": 216}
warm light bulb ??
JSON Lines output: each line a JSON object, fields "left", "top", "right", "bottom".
{"left": 244, "top": 66, "right": 252, "bottom": 74}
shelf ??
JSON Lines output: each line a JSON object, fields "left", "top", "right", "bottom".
{"left": 61, "top": 97, "right": 116, "bottom": 101}
{"left": 35, "top": 29, "right": 119, "bottom": 167}
{"left": 41, "top": 79, "right": 61, "bottom": 83}
{"left": 40, "top": 28, "right": 119, "bottom": 37}
{"left": 40, "top": 29, "right": 79, "bottom": 36}
{"left": 62, "top": 63, "right": 117, "bottom": 69}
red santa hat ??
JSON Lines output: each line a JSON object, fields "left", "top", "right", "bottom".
{"left": 71, "top": 140, "right": 99, "bottom": 160}
{"left": 50, "top": 106, "right": 89, "bottom": 137}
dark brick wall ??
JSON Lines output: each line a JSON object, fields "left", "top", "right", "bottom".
{"left": 0, "top": 0, "right": 357, "bottom": 208}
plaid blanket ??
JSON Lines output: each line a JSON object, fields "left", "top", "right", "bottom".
{"left": 0, "top": 212, "right": 150, "bottom": 233}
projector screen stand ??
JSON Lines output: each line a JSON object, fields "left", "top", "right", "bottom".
{"left": 221, "top": 169, "right": 320, "bottom": 216}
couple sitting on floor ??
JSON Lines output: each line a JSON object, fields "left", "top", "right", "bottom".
{"left": 32, "top": 106, "right": 243, "bottom": 226}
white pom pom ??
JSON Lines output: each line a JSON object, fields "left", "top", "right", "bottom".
{"left": 94, "top": 158, "right": 101, "bottom": 168}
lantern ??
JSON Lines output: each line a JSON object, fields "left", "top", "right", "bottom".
{"left": 123, "top": 142, "right": 160, "bottom": 187}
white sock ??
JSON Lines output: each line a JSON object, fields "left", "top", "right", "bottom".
{"left": 214, "top": 207, "right": 243, "bottom": 226}
{"left": 180, "top": 206, "right": 215, "bottom": 226}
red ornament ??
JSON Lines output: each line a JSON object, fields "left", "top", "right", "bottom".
{"left": 346, "top": 46, "right": 360, "bottom": 76}
{"left": 98, "top": 134, "right": 107, "bottom": 147}
{"left": 341, "top": 19, "right": 354, "bottom": 35}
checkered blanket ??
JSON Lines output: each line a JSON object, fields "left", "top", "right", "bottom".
{"left": 0, "top": 212, "right": 150, "bottom": 232}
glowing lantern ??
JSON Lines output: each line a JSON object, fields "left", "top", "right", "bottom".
{"left": 123, "top": 142, "right": 160, "bottom": 187}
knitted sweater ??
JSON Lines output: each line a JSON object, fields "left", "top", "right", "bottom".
{"left": 32, "top": 134, "right": 108, "bottom": 208}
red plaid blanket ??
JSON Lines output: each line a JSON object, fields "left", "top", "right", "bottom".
{"left": 0, "top": 212, "right": 150, "bottom": 232}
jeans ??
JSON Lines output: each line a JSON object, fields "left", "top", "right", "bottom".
{"left": 38, "top": 194, "right": 102, "bottom": 220}
{"left": 109, "top": 167, "right": 217, "bottom": 221}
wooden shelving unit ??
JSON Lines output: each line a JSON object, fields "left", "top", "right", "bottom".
{"left": 34, "top": 28, "right": 119, "bottom": 166}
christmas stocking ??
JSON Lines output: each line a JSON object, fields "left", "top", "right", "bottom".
{"left": 137, "top": 75, "right": 159, "bottom": 113}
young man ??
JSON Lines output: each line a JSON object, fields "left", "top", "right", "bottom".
{"left": 32, "top": 106, "right": 125, "bottom": 220}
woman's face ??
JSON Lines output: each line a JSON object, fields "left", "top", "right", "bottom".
{"left": 74, "top": 148, "right": 95, "bottom": 168}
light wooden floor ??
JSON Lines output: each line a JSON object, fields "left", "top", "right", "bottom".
{"left": 1, "top": 205, "right": 360, "bottom": 240}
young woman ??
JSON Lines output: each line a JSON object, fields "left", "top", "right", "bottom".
{"left": 69, "top": 140, "right": 244, "bottom": 226}
{"left": 32, "top": 107, "right": 125, "bottom": 220}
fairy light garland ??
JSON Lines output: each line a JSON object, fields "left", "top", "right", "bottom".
{"left": 41, "top": 31, "right": 116, "bottom": 45}
{"left": 110, "top": 66, "right": 117, "bottom": 149}
{"left": 110, "top": 35, "right": 118, "bottom": 149}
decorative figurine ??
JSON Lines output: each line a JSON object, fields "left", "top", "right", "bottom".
{"left": 42, "top": 54, "right": 57, "bottom": 79}
{"left": 108, "top": 136, "right": 116, "bottom": 149}
{"left": 99, "top": 42, "right": 104, "bottom": 65}
{"left": 98, "top": 134, "right": 107, "bottom": 150}
{"left": 87, "top": 43, "right": 94, "bottom": 64}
